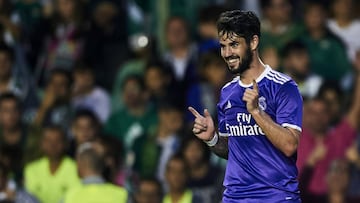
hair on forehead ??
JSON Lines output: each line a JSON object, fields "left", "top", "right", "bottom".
{"left": 217, "top": 10, "right": 261, "bottom": 43}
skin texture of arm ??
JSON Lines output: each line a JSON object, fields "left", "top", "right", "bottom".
{"left": 210, "top": 136, "right": 229, "bottom": 160}
{"left": 242, "top": 80, "right": 300, "bottom": 157}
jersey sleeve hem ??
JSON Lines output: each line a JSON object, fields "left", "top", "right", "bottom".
{"left": 281, "top": 123, "right": 302, "bottom": 132}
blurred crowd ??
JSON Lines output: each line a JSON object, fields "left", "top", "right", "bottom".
{"left": 0, "top": 0, "right": 359, "bottom": 202}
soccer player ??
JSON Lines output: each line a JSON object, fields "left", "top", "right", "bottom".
{"left": 188, "top": 10, "right": 303, "bottom": 202}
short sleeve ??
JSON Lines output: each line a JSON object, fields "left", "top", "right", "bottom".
{"left": 275, "top": 81, "right": 303, "bottom": 132}
{"left": 217, "top": 102, "right": 228, "bottom": 136}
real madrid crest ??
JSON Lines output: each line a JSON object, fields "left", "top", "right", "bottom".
{"left": 258, "top": 96, "right": 267, "bottom": 111}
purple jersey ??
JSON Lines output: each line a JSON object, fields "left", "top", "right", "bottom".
{"left": 218, "top": 66, "right": 303, "bottom": 202}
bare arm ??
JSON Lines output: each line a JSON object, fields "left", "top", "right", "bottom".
{"left": 243, "top": 80, "right": 300, "bottom": 157}
{"left": 251, "top": 110, "right": 300, "bottom": 157}
{"left": 210, "top": 135, "right": 229, "bottom": 160}
{"left": 188, "top": 107, "right": 229, "bottom": 159}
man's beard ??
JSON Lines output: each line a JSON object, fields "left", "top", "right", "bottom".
{"left": 227, "top": 47, "right": 253, "bottom": 75}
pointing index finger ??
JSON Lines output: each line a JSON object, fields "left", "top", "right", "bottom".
{"left": 253, "top": 79, "right": 259, "bottom": 93}
{"left": 188, "top": 107, "right": 202, "bottom": 118}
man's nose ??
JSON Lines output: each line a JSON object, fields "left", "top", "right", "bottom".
{"left": 223, "top": 47, "right": 232, "bottom": 58}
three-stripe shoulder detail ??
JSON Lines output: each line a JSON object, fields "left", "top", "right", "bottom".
{"left": 266, "top": 70, "right": 291, "bottom": 84}
{"left": 222, "top": 76, "right": 240, "bottom": 89}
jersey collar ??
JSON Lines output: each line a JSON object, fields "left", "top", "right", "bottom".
{"left": 238, "top": 65, "right": 271, "bottom": 88}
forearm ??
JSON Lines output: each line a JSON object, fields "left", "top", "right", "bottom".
{"left": 210, "top": 135, "right": 229, "bottom": 160}
{"left": 33, "top": 106, "right": 48, "bottom": 125}
{"left": 251, "top": 110, "right": 299, "bottom": 157}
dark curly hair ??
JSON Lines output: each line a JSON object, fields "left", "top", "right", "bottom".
{"left": 217, "top": 10, "right": 261, "bottom": 43}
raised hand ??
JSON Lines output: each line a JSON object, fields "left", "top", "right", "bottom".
{"left": 242, "top": 80, "right": 259, "bottom": 114}
{"left": 188, "top": 107, "right": 215, "bottom": 141}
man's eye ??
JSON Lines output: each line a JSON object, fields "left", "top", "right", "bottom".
{"left": 231, "top": 43, "right": 239, "bottom": 48}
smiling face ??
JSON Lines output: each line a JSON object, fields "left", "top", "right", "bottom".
{"left": 219, "top": 32, "right": 253, "bottom": 75}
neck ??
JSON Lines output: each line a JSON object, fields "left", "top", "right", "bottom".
{"left": 171, "top": 45, "right": 189, "bottom": 58}
{"left": 73, "top": 86, "right": 94, "bottom": 97}
{"left": 128, "top": 104, "right": 146, "bottom": 117}
{"left": 311, "top": 128, "right": 327, "bottom": 138}
{"left": 328, "top": 192, "right": 345, "bottom": 203}
{"left": 239, "top": 54, "right": 265, "bottom": 84}
{"left": 157, "top": 125, "right": 172, "bottom": 139}
{"left": 169, "top": 189, "right": 186, "bottom": 203}
{"left": 190, "top": 162, "right": 208, "bottom": 179}
{"left": 49, "top": 157, "right": 63, "bottom": 174}
{"left": 336, "top": 17, "right": 352, "bottom": 27}
{"left": 310, "top": 28, "right": 325, "bottom": 40}
{"left": 81, "top": 170, "right": 100, "bottom": 179}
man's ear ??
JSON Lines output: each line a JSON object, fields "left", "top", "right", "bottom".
{"left": 250, "top": 35, "right": 259, "bottom": 51}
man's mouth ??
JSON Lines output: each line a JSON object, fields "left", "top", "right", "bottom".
{"left": 226, "top": 57, "right": 240, "bottom": 66}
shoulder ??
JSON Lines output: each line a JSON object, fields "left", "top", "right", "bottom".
{"left": 221, "top": 76, "right": 240, "bottom": 91}
{"left": 105, "top": 184, "right": 128, "bottom": 196}
{"left": 92, "top": 87, "right": 110, "bottom": 98}
{"left": 350, "top": 20, "right": 360, "bottom": 28}
{"left": 265, "top": 68, "right": 293, "bottom": 85}
{"left": 25, "top": 157, "right": 47, "bottom": 171}
{"left": 62, "top": 157, "right": 77, "bottom": 169}
{"left": 263, "top": 67, "right": 301, "bottom": 99}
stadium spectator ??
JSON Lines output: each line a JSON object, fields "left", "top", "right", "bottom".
{"left": 24, "top": 125, "right": 80, "bottom": 203}
{"left": 68, "top": 109, "right": 100, "bottom": 158}
{"left": 93, "top": 135, "right": 125, "bottom": 187}
{"left": 154, "top": 101, "right": 183, "bottom": 182}
{"left": 144, "top": 61, "right": 174, "bottom": 108}
{"left": 180, "top": 135, "right": 223, "bottom": 203}
{"left": 63, "top": 143, "right": 128, "bottom": 203}
{"left": 163, "top": 154, "right": 202, "bottom": 203}
{"left": 300, "top": 158, "right": 360, "bottom": 203}
{"left": 297, "top": 72, "right": 360, "bottom": 197}
{"left": 0, "top": 43, "right": 38, "bottom": 120}
{"left": 345, "top": 141, "right": 360, "bottom": 198}
{"left": 281, "top": 40, "right": 323, "bottom": 99}
{"left": 0, "top": 93, "right": 25, "bottom": 148}
{"left": 0, "top": 162, "right": 39, "bottom": 203}
{"left": 0, "top": 145, "right": 22, "bottom": 186}
{"left": 0, "top": 0, "right": 21, "bottom": 45}
{"left": 186, "top": 50, "right": 228, "bottom": 122}
{"left": 162, "top": 16, "right": 198, "bottom": 108}
{"left": 14, "top": 0, "right": 44, "bottom": 69}
{"left": 111, "top": 35, "right": 156, "bottom": 111}
{"left": 327, "top": 0, "right": 360, "bottom": 63}
{"left": 105, "top": 74, "right": 158, "bottom": 174}
{"left": 34, "top": 69, "right": 73, "bottom": 130}
{"left": 133, "top": 177, "right": 163, "bottom": 203}
{"left": 259, "top": 0, "right": 303, "bottom": 69}
{"left": 301, "top": 1, "right": 351, "bottom": 81}
{"left": 36, "top": 0, "right": 85, "bottom": 85}
{"left": 197, "top": 5, "right": 224, "bottom": 55}
{"left": 71, "top": 62, "right": 111, "bottom": 123}
{"left": 83, "top": 0, "right": 128, "bottom": 90}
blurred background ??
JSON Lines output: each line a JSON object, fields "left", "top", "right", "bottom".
{"left": 0, "top": 0, "right": 360, "bottom": 202}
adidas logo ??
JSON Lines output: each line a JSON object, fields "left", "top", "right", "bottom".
{"left": 225, "top": 100, "right": 232, "bottom": 109}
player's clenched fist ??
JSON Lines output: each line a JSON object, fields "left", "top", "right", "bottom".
{"left": 242, "top": 80, "right": 260, "bottom": 113}
{"left": 188, "top": 107, "right": 215, "bottom": 142}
